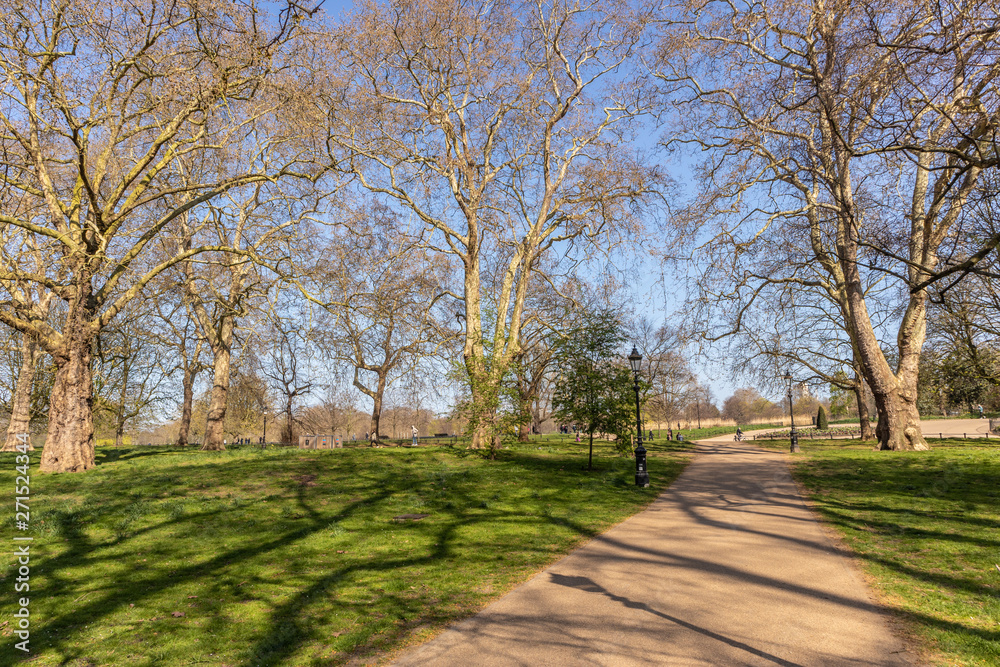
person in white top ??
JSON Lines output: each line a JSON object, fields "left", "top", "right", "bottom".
{"left": 411, "top": 425, "right": 419, "bottom": 445}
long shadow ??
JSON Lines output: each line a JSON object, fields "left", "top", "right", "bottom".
{"left": 239, "top": 465, "right": 625, "bottom": 666}
{"left": 549, "top": 573, "right": 804, "bottom": 667}
{"left": 26, "top": 458, "right": 399, "bottom": 662}
{"left": 14, "top": 445, "right": 653, "bottom": 666}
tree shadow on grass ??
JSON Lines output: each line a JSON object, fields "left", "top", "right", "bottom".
{"left": 19, "top": 446, "right": 670, "bottom": 666}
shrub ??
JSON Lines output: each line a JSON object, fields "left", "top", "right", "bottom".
{"left": 816, "top": 405, "right": 828, "bottom": 430}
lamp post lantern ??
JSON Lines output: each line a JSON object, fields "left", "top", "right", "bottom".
{"left": 628, "top": 346, "right": 649, "bottom": 487}
{"left": 782, "top": 371, "right": 800, "bottom": 453}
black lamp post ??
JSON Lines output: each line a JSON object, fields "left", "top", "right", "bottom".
{"left": 628, "top": 346, "right": 649, "bottom": 487}
{"left": 783, "top": 371, "right": 800, "bottom": 453}
{"left": 262, "top": 410, "right": 268, "bottom": 448}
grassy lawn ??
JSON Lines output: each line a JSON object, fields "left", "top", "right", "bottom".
{"left": 757, "top": 437, "right": 1000, "bottom": 666}
{"left": 1, "top": 436, "right": 691, "bottom": 666}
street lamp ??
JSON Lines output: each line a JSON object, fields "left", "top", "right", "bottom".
{"left": 262, "top": 410, "right": 269, "bottom": 449}
{"left": 628, "top": 346, "right": 649, "bottom": 487}
{"left": 782, "top": 371, "right": 800, "bottom": 453}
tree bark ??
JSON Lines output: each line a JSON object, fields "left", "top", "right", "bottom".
{"left": 839, "top": 168, "right": 929, "bottom": 450}
{"left": 845, "top": 283, "right": 928, "bottom": 451}
{"left": 854, "top": 381, "right": 874, "bottom": 441}
{"left": 854, "top": 361, "right": 875, "bottom": 440}
{"left": 177, "top": 365, "right": 196, "bottom": 447}
{"left": 40, "top": 283, "right": 97, "bottom": 472}
{"left": 114, "top": 417, "right": 125, "bottom": 448}
{"left": 362, "top": 373, "right": 388, "bottom": 445}
{"left": 517, "top": 421, "right": 531, "bottom": 442}
{"left": 2, "top": 332, "right": 40, "bottom": 452}
{"left": 176, "top": 339, "right": 202, "bottom": 447}
{"left": 282, "top": 397, "right": 294, "bottom": 445}
{"left": 203, "top": 344, "right": 232, "bottom": 451}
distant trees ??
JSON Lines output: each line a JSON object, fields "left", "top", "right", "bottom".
{"left": 92, "top": 306, "right": 171, "bottom": 447}
{"left": 721, "top": 389, "right": 782, "bottom": 426}
{"left": 307, "top": 206, "right": 453, "bottom": 445}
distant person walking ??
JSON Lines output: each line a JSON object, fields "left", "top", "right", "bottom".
{"left": 411, "top": 425, "right": 419, "bottom": 445}
{"left": 978, "top": 404, "right": 985, "bottom": 419}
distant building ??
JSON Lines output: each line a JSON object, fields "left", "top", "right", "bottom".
{"left": 795, "top": 382, "right": 812, "bottom": 401}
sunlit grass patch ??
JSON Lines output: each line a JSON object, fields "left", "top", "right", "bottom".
{"left": 757, "top": 438, "right": 1000, "bottom": 666}
{"left": 0, "top": 436, "right": 690, "bottom": 666}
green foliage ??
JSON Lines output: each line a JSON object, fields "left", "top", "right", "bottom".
{"left": 816, "top": 405, "right": 828, "bottom": 430}
{"left": 551, "top": 310, "right": 637, "bottom": 457}
{"left": 828, "top": 371, "right": 854, "bottom": 418}
{"left": 941, "top": 351, "right": 993, "bottom": 411}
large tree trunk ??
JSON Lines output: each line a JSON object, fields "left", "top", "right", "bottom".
{"left": 2, "top": 332, "right": 40, "bottom": 452}
{"left": 203, "top": 345, "right": 231, "bottom": 451}
{"left": 841, "top": 212, "right": 928, "bottom": 450}
{"left": 40, "top": 290, "right": 97, "bottom": 472}
{"left": 465, "top": 368, "right": 503, "bottom": 456}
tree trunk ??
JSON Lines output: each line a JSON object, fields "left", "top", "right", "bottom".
{"left": 203, "top": 345, "right": 231, "bottom": 451}
{"left": 466, "top": 370, "right": 503, "bottom": 455}
{"left": 282, "top": 398, "right": 294, "bottom": 445}
{"left": 114, "top": 370, "right": 129, "bottom": 447}
{"left": 853, "top": 372, "right": 875, "bottom": 441}
{"left": 177, "top": 364, "right": 196, "bottom": 447}
{"left": 517, "top": 421, "right": 531, "bottom": 442}
{"left": 842, "top": 230, "right": 928, "bottom": 451}
{"left": 40, "top": 306, "right": 96, "bottom": 473}
{"left": 114, "top": 417, "right": 125, "bottom": 448}
{"left": 855, "top": 383, "right": 874, "bottom": 440}
{"left": 368, "top": 374, "right": 386, "bottom": 445}
{"left": 2, "top": 332, "right": 40, "bottom": 452}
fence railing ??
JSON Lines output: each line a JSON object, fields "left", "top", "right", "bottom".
{"left": 991, "top": 419, "right": 1000, "bottom": 434}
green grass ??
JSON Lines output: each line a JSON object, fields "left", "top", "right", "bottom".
{"left": 756, "top": 438, "right": 1000, "bottom": 666}
{"left": 0, "top": 436, "right": 692, "bottom": 666}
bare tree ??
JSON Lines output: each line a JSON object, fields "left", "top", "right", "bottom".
{"left": 92, "top": 304, "right": 171, "bottom": 447}
{"left": 0, "top": 294, "right": 52, "bottom": 451}
{"left": 658, "top": 0, "right": 1000, "bottom": 450}
{"left": 322, "top": 0, "right": 662, "bottom": 454}
{"left": 252, "top": 293, "right": 317, "bottom": 445}
{"left": 309, "top": 207, "right": 453, "bottom": 445}
{"left": 150, "top": 293, "right": 208, "bottom": 447}
{"left": 0, "top": 0, "right": 320, "bottom": 471}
